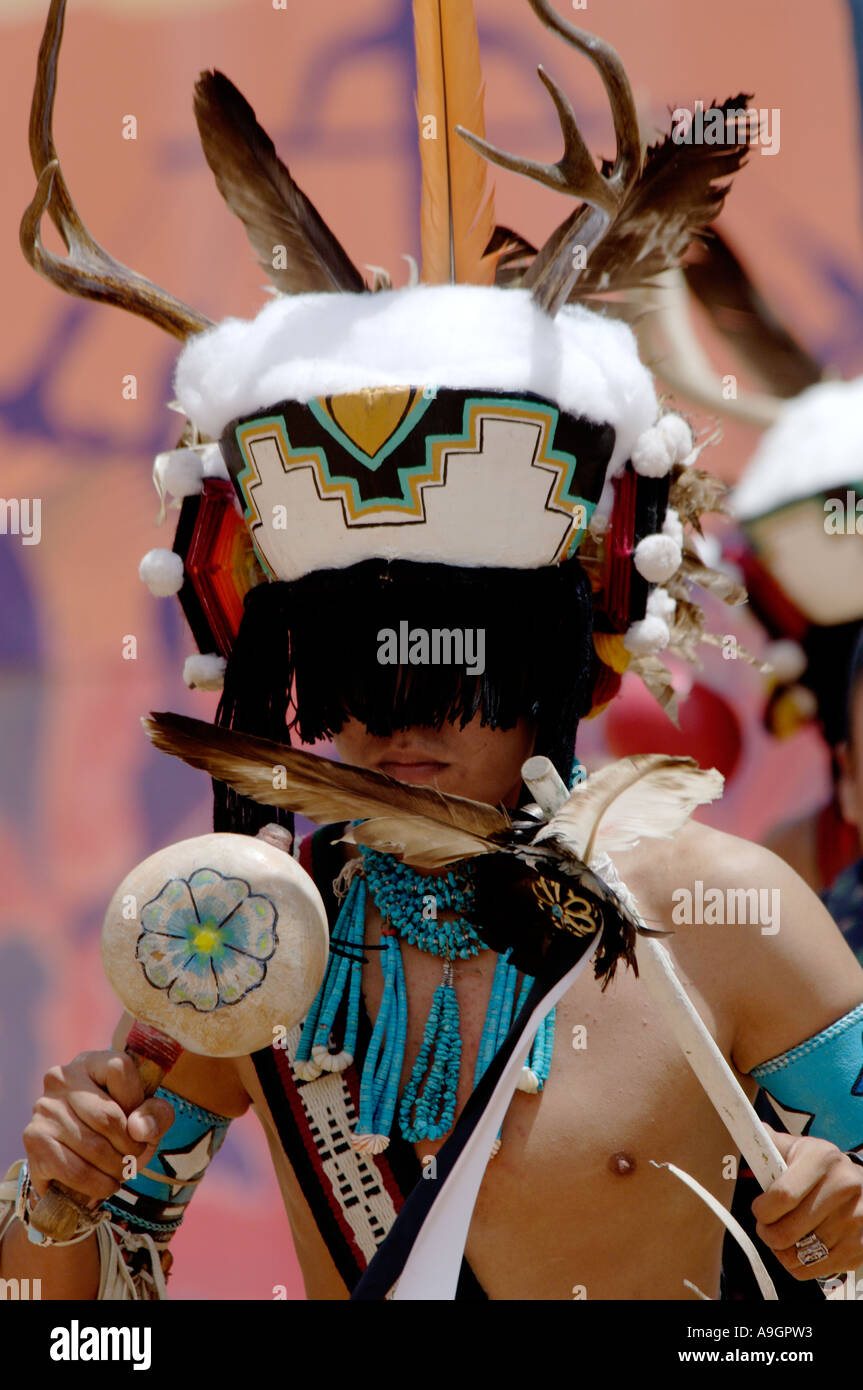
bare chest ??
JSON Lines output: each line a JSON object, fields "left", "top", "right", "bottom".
{"left": 358, "top": 903, "right": 746, "bottom": 1299}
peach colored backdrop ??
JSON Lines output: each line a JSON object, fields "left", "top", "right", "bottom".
{"left": 1, "top": 0, "right": 861, "bottom": 1299}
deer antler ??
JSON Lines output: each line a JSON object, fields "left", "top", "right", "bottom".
{"left": 456, "top": 0, "right": 641, "bottom": 315}
{"left": 635, "top": 269, "right": 784, "bottom": 429}
{"left": 20, "top": 0, "right": 212, "bottom": 342}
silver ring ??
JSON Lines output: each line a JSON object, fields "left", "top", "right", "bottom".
{"left": 795, "top": 1231, "right": 829, "bottom": 1266}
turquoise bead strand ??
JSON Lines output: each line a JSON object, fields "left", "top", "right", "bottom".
{"left": 399, "top": 959, "right": 462, "bottom": 1142}
{"left": 353, "top": 930, "right": 408, "bottom": 1151}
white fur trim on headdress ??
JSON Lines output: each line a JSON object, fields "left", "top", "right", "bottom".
{"left": 139, "top": 549, "right": 184, "bottom": 597}
{"left": 624, "top": 613, "right": 670, "bottom": 655}
{"left": 182, "top": 653, "right": 226, "bottom": 691}
{"left": 633, "top": 533, "right": 682, "bottom": 583}
{"left": 732, "top": 378, "right": 863, "bottom": 521}
{"left": 174, "top": 285, "right": 658, "bottom": 479}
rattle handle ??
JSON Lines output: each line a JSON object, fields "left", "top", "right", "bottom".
{"left": 27, "top": 1021, "right": 183, "bottom": 1243}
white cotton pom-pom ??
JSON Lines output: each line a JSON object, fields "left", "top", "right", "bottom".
{"left": 162, "top": 448, "right": 204, "bottom": 499}
{"left": 183, "top": 653, "right": 227, "bottom": 691}
{"left": 200, "top": 442, "right": 230, "bottom": 481}
{"left": 312, "top": 1044, "right": 353, "bottom": 1073}
{"left": 294, "top": 1059, "right": 324, "bottom": 1082}
{"left": 633, "top": 533, "right": 682, "bottom": 583}
{"left": 631, "top": 425, "right": 674, "bottom": 478}
{"left": 517, "top": 1067, "right": 540, "bottom": 1094}
{"left": 662, "top": 507, "right": 684, "bottom": 548}
{"left": 139, "top": 548, "right": 184, "bottom": 597}
{"left": 624, "top": 615, "right": 670, "bottom": 655}
{"left": 350, "top": 1133, "right": 390, "bottom": 1155}
{"left": 647, "top": 586, "right": 676, "bottom": 622}
{"left": 763, "top": 639, "right": 808, "bottom": 684}
{"left": 656, "top": 413, "right": 694, "bottom": 464}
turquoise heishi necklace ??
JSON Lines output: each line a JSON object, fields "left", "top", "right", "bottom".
{"left": 295, "top": 844, "right": 557, "bottom": 1152}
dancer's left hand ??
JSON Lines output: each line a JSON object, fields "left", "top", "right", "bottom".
{"left": 752, "top": 1125, "right": 863, "bottom": 1280}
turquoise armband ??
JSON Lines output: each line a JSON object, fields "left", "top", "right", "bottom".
{"left": 102, "top": 1088, "right": 232, "bottom": 1239}
{"left": 751, "top": 1001, "right": 863, "bottom": 1157}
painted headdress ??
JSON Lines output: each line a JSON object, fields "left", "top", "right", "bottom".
{"left": 23, "top": 0, "right": 753, "bottom": 814}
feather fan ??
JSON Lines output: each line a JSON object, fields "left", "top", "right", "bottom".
{"left": 414, "top": 0, "right": 496, "bottom": 285}
{"left": 142, "top": 711, "right": 508, "bottom": 867}
{"left": 144, "top": 714, "right": 721, "bottom": 878}
{"left": 194, "top": 70, "right": 366, "bottom": 295}
{"left": 536, "top": 754, "right": 724, "bottom": 865}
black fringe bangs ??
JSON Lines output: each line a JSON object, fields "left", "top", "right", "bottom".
{"left": 213, "top": 557, "right": 596, "bottom": 833}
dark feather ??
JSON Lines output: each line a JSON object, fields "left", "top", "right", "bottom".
{"left": 486, "top": 225, "right": 538, "bottom": 287}
{"left": 682, "top": 230, "right": 823, "bottom": 399}
{"left": 529, "top": 96, "right": 753, "bottom": 303}
{"left": 143, "top": 710, "right": 510, "bottom": 842}
{"left": 194, "top": 70, "right": 366, "bottom": 294}
{"left": 471, "top": 846, "right": 651, "bottom": 988}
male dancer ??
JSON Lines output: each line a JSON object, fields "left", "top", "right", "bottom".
{"left": 3, "top": 0, "right": 863, "bottom": 1300}
{"left": 3, "top": 705, "right": 863, "bottom": 1299}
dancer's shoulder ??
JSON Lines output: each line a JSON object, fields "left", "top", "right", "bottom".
{"left": 616, "top": 823, "right": 863, "bottom": 1074}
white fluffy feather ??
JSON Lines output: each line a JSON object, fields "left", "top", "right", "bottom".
{"left": 536, "top": 755, "right": 724, "bottom": 863}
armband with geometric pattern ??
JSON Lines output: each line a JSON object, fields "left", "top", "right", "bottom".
{"left": 751, "top": 1001, "right": 863, "bottom": 1160}
{"left": 101, "top": 1087, "right": 232, "bottom": 1242}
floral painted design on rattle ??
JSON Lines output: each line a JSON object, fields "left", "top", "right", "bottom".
{"left": 135, "top": 868, "right": 278, "bottom": 1012}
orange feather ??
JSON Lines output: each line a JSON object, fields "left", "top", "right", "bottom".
{"left": 414, "top": 0, "right": 496, "bottom": 285}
